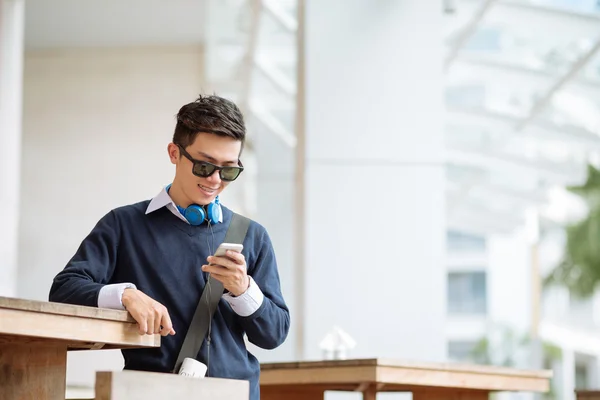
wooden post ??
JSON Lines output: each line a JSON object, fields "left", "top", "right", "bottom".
{"left": 0, "top": 343, "right": 67, "bottom": 400}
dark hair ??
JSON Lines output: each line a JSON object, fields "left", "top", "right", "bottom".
{"left": 173, "top": 94, "right": 246, "bottom": 150}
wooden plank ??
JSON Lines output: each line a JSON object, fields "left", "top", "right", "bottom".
{"left": 261, "top": 358, "right": 552, "bottom": 379}
{"left": 0, "top": 343, "right": 67, "bottom": 400}
{"left": 0, "top": 308, "right": 159, "bottom": 349}
{"left": 376, "top": 365, "right": 549, "bottom": 392}
{"left": 261, "top": 358, "right": 380, "bottom": 370}
{"left": 0, "top": 296, "right": 135, "bottom": 322}
{"left": 0, "top": 333, "right": 129, "bottom": 350}
{"left": 260, "top": 365, "right": 377, "bottom": 385}
{"left": 260, "top": 365, "right": 548, "bottom": 393}
{"left": 94, "top": 370, "right": 249, "bottom": 400}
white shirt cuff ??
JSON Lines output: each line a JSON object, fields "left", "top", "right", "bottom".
{"left": 98, "top": 283, "right": 137, "bottom": 310}
{"left": 222, "top": 276, "right": 264, "bottom": 317}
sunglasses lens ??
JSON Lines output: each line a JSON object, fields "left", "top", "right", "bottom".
{"left": 221, "top": 167, "right": 241, "bottom": 181}
{"left": 193, "top": 162, "right": 216, "bottom": 177}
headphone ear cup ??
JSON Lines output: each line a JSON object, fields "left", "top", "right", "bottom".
{"left": 206, "top": 202, "right": 221, "bottom": 225}
{"left": 184, "top": 204, "right": 206, "bottom": 226}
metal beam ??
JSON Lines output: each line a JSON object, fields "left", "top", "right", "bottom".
{"left": 262, "top": 0, "right": 298, "bottom": 32}
{"left": 447, "top": 107, "right": 600, "bottom": 150}
{"left": 446, "top": 106, "right": 519, "bottom": 127}
{"left": 446, "top": 147, "right": 585, "bottom": 184}
{"left": 499, "top": 0, "right": 600, "bottom": 24}
{"left": 249, "top": 100, "right": 297, "bottom": 147}
{"left": 444, "top": 0, "right": 498, "bottom": 70}
{"left": 516, "top": 37, "right": 600, "bottom": 131}
{"left": 528, "top": 121, "right": 600, "bottom": 151}
{"left": 447, "top": 179, "right": 548, "bottom": 205}
{"left": 485, "top": 2, "right": 600, "bottom": 39}
{"left": 445, "top": 141, "right": 574, "bottom": 215}
{"left": 452, "top": 56, "right": 600, "bottom": 92}
{"left": 254, "top": 57, "right": 296, "bottom": 97}
{"left": 447, "top": 206, "right": 523, "bottom": 235}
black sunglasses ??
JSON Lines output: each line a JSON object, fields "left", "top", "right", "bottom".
{"left": 177, "top": 145, "right": 244, "bottom": 182}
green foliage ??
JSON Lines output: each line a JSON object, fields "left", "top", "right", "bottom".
{"left": 545, "top": 164, "right": 600, "bottom": 297}
{"left": 542, "top": 342, "right": 562, "bottom": 361}
{"left": 468, "top": 325, "right": 561, "bottom": 367}
{"left": 468, "top": 326, "right": 561, "bottom": 400}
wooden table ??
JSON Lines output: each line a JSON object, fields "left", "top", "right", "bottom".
{"left": 577, "top": 391, "right": 600, "bottom": 400}
{"left": 0, "top": 296, "right": 159, "bottom": 400}
{"left": 260, "top": 358, "right": 552, "bottom": 400}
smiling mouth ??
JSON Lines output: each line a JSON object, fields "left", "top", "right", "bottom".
{"left": 198, "top": 184, "right": 218, "bottom": 193}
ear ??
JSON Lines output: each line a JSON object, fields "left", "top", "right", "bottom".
{"left": 167, "top": 143, "right": 179, "bottom": 165}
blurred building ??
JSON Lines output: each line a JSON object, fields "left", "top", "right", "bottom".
{"left": 444, "top": 1, "right": 600, "bottom": 400}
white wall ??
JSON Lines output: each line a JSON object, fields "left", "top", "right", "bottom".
{"left": 0, "top": 0, "right": 25, "bottom": 297}
{"left": 303, "top": 0, "right": 446, "bottom": 371}
{"left": 18, "top": 45, "right": 246, "bottom": 387}
{"left": 19, "top": 45, "right": 211, "bottom": 300}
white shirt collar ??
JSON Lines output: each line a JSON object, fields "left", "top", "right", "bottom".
{"left": 145, "top": 185, "right": 223, "bottom": 224}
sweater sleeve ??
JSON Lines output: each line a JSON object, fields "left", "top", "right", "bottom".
{"left": 238, "top": 229, "right": 290, "bottom": 350}
{"left": 48, "top": 210, "right": 120, "bottom": 307}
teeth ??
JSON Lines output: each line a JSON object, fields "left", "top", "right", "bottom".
{"left": 199, "top": 184, "right": 216, "bottom": 192}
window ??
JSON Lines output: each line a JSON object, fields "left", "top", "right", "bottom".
{"left": 447, "top": 271, "right": 487, "bottom": 314}
{"left": 447, "top": 340, "right": 479, "bottom": 362}
{"left": 446, "top": 230, "right": 486, "bottom": 252}
{"left": 464, "top": 27, "right": 502, "bottom": 51}
{"left": 575, "top": 362, "right": 590, "bottom": 389}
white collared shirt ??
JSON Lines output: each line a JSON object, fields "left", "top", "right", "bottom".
{"left": 97, "top": 186, "right": 264, "bottom": 317}
{"left": 145, "top": 184, "right": 224, "bottom": 224}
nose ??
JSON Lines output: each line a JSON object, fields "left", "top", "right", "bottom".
{"left": 206, "top": 169, "right": 222, "bottom": 185}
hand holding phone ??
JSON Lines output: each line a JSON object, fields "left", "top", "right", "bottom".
{"left": 203, "top": 243, "right": 248, "bottom": 296}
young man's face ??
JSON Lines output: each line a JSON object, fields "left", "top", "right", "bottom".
{"left": 169, "top": 133, "right": 242, "bottom": 206}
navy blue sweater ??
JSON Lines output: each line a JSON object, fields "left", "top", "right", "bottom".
{"left": 49, "top": 201, "right": 290, "bottom": 400}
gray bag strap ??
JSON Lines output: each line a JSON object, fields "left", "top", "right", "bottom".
{"left": 172, "top": 212, "right": 251, "bottom": 373}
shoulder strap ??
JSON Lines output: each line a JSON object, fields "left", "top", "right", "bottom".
{"left": 172, "top": 212, "right": 251, "bottom": 373}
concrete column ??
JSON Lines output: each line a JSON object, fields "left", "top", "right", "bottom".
{"left": 588, "top": 355, "right": 600, "bottom": 389}
{"left": 562, "top": 348, "right": 576, "bottom": 400}
{"left": 300, "top": 0, "right": 446, "bottom": 362}
{"left": 0, "top": 0, "right": 25, "bottom": 297}
{"left": 488, "top": 228, "right": 533, "bottom": 334}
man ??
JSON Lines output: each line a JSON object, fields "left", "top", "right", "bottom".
{"left": 49, "top": 94, "right": 290, "bottom": 400}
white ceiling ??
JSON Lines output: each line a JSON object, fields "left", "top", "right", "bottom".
{"left": 24, "top": 0, "right": 209, "bottom": 49}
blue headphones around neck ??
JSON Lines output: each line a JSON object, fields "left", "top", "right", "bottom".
{"left": 166, "top": 184, "right": 222, "bottom": 226}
